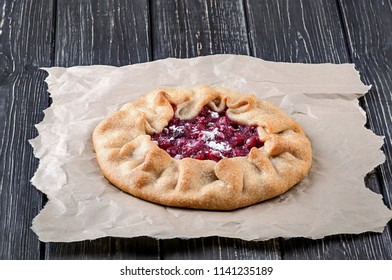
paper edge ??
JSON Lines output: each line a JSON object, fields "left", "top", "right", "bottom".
{"left": 31, "top": 56, "right": 392, "bottom": 242}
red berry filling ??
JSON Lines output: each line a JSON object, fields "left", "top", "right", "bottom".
{"left": 151, "top": 106, "right": 263, "bottom": 161}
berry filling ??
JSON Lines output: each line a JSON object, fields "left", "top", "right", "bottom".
{"left": 151, "top": 105, "right": 263, "bottom": 161}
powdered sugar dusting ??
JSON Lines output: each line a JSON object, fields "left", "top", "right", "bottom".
{"left": 151, "top": 105, "right": 263, "bottom": 161}
{"left": 210, "top": 111, "right": 219, "bottom": 118}
{"left": 200, "top": 128, "right": 220, "bottom": 141}
{"left": 206, "top": 141, "right": 230, "bottom": 151}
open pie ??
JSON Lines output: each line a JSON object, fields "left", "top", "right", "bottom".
{"left": 92, "top": 85, "right": 312, "bottom": 210}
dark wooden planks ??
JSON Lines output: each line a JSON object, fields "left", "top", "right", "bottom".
{"left": 160, "top": 237, "right": 280, "bottom": 260}
{"left": 1, "top": 0, "right": 388, "bottom": 260}
{"left": 44, "top": 0, "right": 159, "bottom": 259}
{"left": 152, "top": 0, "right": 250, "bottom": 59}
{"left": 0, "top": 0, "right": 55, "bottom": 259}
{"left": 245, "top": 0, "right": 392, "bottom": 259}
{"left": 339, "top": 0, "right": 392, "bottom": 219}
{"left": 246, "top": 0, "right": 349, "bottom": 63}
{"left": 281, "top": 233, "right": 392, "bottom": 260}
{"left": 45, "top": 237, "right": 160, "bottom": 260}
{"left": 336, "top": 0, "right": 392, "bottom": 259}
{"left": 55, "top": 0, "right": 151, "bottom": 67}
{"left": 151, "top": 0, "right": 280, "bottom": 260}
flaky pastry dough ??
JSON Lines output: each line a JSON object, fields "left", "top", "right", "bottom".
{"left": 93, "top": 85, "right": 312, "bottom": 210}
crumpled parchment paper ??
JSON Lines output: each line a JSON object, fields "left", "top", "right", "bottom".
{"left": 30, "top": 54, "right": 392, "bottom": 242}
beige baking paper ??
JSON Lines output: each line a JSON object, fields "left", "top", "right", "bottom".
{"left": 30, "top": 54, "right": 392, "bottom": 242}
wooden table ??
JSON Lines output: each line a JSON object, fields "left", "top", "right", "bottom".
{"left": 1, "top": 0, "right": 391, "bottom": 260}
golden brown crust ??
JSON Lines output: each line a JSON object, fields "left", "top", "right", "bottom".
{"left": 92, "top": 85, "right": 312, "bottom": 210}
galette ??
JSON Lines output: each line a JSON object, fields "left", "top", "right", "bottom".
{"left": 92, "top": 85, "right": 312, "bottom": 210}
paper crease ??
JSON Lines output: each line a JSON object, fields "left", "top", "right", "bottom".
{"left": 30, "top": 55, "right": 392, "bottom": 242}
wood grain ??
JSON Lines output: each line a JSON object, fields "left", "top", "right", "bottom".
{"left": 1, "top": 0, "right": 391, "bottom": 260}
{"left": 151, "top": 0, "right": 250, "bottom": 59}
{"left": 45, "top": 237, "right": 160, "bottom": 260}
{"left": 160, "top": 237, "right": 281, "bottom": 260}
{"left": 45, "top": 0, "right": 159, "bottom": 259}
{"left": 246, "top": 0, "right": 349, "bottom": 63}
{"left": 0, "top": 0, "right": 54, "bottom": 259}
{"left": 245, "top": 0, "right": 392, "bottom": 259}
{"left": 150, "top": 0, "right": 279, "bottom": 260}
{"left": 55, "top": 0, "right": 151, "bottom": 67}
{"left": 339, "top": 0, "right": 392, "bottom": 218}
{"left": 337, "top": 0, "right": 392, "bottom": 258}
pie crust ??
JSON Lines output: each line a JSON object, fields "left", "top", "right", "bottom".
{"left": 92, "top": 85, "right": 312, "bottom": 210}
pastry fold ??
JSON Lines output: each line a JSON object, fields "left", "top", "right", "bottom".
{"left": 93, "top": 85, "right": 312, "bottom": 210}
